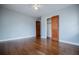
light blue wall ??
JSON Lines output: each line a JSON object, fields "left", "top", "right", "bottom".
{"left": 77, "top": 5, "right": 79, "bottom": 40}
{"left": 0, "top": 7, "right": 35, "bottom": 40}
{"left": 0, "top": 7, "right": 2, "bottom": 39}
{"left": 41, "top": 5, "right": 79, "bottom": 44}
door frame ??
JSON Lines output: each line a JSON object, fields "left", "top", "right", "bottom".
{"left": 36, "top": 21, "right": 41, "bottom": 39}
{"left": 46, "top": 15, "right": 59, "bottom": 41}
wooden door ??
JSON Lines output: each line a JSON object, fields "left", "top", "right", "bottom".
{"left": 36, "top": 21, "right": 41, "bottom": 39}
{"left": 51, "top": 16, "right": 59, "bottom": 41}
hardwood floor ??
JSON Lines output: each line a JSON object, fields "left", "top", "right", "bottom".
{"left": 0, "top": 38, "right": 79, "bottom": 55}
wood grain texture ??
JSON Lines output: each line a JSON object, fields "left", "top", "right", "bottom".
{"left": 0, "top": 38, "right": 79, "bottom": 55}
{"left": 36, "top": 21, "right": 41, "bottom": 39}
{"left": 51, "top": 16, "right": 59, "bottom": 41}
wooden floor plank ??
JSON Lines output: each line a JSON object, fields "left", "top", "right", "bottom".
{"left": 0, "top": 38, "right": 79, "bottom": 55}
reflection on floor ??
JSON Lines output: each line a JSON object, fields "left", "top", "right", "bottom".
{"left": 0, "top": 38, "right": 79, "bottom": 55}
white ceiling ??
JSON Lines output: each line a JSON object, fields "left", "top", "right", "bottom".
{"left": 2, "top": 4, "right": 73, "bottom": 17}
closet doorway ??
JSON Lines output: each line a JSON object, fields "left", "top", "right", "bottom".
{"left": 47, "top": 18, "right": 51, "bottom": 39}
{"left": 47, "top": 15, "right": 59, "bottom": 41}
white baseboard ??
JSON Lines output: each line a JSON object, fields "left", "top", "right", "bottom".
{"left": 0, "top": 35, "right": 35, "bottom": 42}
{"left": 41, "top": 37, "right": 79, "bottom": 46}
{"left": 60, "top": 40, "right": 79, "bottom": 46}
